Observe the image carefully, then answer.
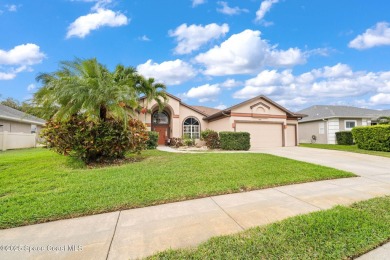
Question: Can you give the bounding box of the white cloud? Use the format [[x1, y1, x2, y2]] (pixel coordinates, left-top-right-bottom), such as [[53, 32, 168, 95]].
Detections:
[[233, 85, 277, 99], [66, 8, 129, 38], [184, 84, 221, 102], [139, 35, 150, 41], [0, 43, 45, 65], [233, 64, 389, 106], [195, 29, 306, 76], [27, 84, 36, 91], [0, 44, 45, 80], [169, 23, 229, 54], [137, 59, 197, 85], [221, 78, 243, 88], [217, 1, 248, 15], [192, 0, 206, 7], [255, 0, 279, 22], [214, 104, 227, 110], [349, 22, 390, 50], [0, 72, 16, 80], [369, 93, 390, 105], [6, 4, 18, 12]]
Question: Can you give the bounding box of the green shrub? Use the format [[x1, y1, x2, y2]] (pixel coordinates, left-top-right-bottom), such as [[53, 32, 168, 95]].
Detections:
[[335, 131, 354, 145], [146, 131, 159, 149], [219, 131, 250, 150], [182, 134, 195, 146], [41, 116, 148, 163], [351, 125, 390, 152], [201, 129, 220, 149]]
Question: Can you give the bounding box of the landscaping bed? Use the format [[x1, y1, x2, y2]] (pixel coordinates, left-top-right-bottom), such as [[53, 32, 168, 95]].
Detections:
[[148, 196, 390, 259], [0, 148, 354, 229]]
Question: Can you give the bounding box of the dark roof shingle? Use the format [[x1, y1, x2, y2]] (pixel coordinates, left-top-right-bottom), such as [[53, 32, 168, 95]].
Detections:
[[0, 104, 46, 125], [298, 105, 390, 122]]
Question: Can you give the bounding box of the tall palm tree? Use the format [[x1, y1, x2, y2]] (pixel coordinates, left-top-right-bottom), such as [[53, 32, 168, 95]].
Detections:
[[34, 58, 140, 122], [136, 76, 168, 122]]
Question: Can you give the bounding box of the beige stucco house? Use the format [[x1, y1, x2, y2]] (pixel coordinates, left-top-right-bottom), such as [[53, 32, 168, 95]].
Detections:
[[297, 105, 390, 144], [138, 93, 304, 148]]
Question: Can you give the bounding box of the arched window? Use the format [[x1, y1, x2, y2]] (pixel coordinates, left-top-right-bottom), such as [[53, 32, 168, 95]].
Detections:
[[152, 111, 169, 124], [183, 117, 200, 139]]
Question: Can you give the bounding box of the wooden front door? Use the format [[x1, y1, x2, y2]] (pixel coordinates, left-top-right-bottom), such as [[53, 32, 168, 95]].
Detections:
[[154, 126, 168, 145]]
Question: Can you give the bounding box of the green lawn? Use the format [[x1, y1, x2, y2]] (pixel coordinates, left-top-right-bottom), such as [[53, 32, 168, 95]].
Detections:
[[149, 196, 390, 260], [300, 143, 390, 158], [0, 148, 354, 229]]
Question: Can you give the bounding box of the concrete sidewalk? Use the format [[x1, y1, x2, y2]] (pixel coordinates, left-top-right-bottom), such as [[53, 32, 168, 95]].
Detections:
[[0, 147, 389, 259]]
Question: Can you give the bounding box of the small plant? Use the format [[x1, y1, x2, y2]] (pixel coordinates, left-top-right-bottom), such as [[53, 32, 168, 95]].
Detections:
[[335, 131, 354, 145], [201, 129, 220, 149], [182, 134, 195, 146], [170, 137, 183, 147], [146, 131, 159, 149]]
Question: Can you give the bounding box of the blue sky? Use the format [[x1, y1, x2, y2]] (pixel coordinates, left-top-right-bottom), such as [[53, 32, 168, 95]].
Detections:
[[1, 0, 390, 111]]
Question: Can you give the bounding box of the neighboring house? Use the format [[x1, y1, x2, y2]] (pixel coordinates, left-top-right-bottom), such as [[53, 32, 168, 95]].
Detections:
[[138, 92, 305, 148], [297, 105, 390, 144], [0, 104, 45, 134]]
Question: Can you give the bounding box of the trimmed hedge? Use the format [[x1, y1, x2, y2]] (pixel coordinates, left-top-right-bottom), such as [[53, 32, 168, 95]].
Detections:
[[219, 131, 250, 151], [146, 131, 159, 149], [351, 125, 390, 152], [335, 131, 354, 145]]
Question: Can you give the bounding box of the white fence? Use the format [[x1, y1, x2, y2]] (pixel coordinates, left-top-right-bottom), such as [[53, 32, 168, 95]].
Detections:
[[0, 131, 37, 151]]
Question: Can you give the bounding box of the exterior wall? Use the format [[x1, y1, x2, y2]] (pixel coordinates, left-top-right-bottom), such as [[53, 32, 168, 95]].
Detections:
[[179, 105, 208, 136], [338, 118, 362, 131], [139, 97, 208, 139], [0, 119, 32, 133], [298, 120, 328, 144], [208, 117, 232, 132], [232, 98, 286, 116], [327, 118, 340, 144], [0, 131, 36, 151]]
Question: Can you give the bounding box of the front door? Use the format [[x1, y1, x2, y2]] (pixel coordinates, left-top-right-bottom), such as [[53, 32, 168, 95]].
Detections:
[[154, 126, 168, 145]]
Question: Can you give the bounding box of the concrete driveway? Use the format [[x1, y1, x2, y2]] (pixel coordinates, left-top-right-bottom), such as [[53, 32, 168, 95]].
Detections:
[[0, 147, 389, 260], [254, 146, 390, 181]]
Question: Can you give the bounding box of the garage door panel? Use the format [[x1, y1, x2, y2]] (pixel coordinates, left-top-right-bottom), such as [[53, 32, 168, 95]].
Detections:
[[286, 125, 297, 146], [236, 123, 283, 148]]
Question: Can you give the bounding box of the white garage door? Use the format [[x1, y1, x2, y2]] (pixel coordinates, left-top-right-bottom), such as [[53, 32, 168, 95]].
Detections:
[[236, 122, 283, 148], [286, 124, 297, 146]]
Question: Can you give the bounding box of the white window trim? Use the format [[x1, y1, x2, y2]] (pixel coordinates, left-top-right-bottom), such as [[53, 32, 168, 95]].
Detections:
[[345, 120, 357, 130]]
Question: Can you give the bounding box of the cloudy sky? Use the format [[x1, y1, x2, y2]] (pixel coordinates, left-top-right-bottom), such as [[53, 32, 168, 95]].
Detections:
[[1, 0, 390, 111]]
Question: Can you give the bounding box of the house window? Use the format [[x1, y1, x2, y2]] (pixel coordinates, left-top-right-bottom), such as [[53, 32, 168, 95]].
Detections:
[[318, 122, 325, 134], [345, 120, 356, 130], [152, 111, 169, 125], [183, 117, 200, 139], [31, 124, 37, 133]]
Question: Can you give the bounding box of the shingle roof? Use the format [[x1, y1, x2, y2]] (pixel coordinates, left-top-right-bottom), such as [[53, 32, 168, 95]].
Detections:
[[298, 105, 390, 122], [190, 106, 221, 116], [0, 104, 46, 125]]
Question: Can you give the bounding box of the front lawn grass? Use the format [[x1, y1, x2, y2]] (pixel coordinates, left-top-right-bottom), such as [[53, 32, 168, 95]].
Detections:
[[300, 143, 390, 158], [0, 148, 354, 229], [149, 196, 390, 259]]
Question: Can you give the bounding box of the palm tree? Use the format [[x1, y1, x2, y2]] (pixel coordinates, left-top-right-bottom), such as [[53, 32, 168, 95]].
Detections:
[[136, 76, 168, 123], [35, 58, 140, 122]]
